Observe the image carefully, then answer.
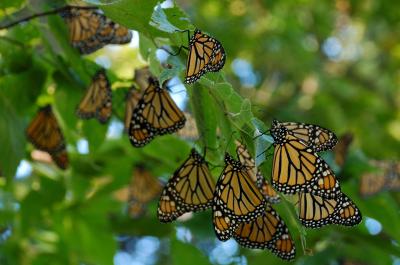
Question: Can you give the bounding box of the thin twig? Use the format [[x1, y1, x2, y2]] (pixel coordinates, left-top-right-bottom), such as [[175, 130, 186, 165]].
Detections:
[[0, 5, 97, 30]]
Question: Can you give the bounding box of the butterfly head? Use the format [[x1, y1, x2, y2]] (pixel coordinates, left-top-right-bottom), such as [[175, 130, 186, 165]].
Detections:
[[271, 119, 288, 144]]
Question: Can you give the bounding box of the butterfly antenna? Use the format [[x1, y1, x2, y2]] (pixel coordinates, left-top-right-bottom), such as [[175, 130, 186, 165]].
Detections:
[[256, 143, 274, 159]]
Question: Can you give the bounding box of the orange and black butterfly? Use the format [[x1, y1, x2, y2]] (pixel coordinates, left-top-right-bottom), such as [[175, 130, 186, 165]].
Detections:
[[128, 77, 186, 147], [128, 166, 163, 218], [270, 120, 340, 198], [60, 6, 132, 54], [298, 191, 362, 228], [235, 141, 280, 204], [334, 133, 354, 167], [76, 69, 112, 123], [233, 204, 296, 260], [26, 105, 69, 170], [212, 153, 266, 241], [184, 29, 226, 84], [124, 86, 142, 133], [359, 160, 400, 197], [158, 149, 215, 222]]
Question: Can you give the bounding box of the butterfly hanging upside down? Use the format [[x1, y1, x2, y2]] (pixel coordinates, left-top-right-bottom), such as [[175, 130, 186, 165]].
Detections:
[[157, 148, 215, 222], [76, 68, 112, 123], [26, 105, 69, 170], [60, 6, 132, 54], [270, 119, 340, 198], [128, 77, 186, 147]]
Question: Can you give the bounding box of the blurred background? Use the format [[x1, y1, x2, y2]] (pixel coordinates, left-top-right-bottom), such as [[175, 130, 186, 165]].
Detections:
[[0, 0, 399, 264]]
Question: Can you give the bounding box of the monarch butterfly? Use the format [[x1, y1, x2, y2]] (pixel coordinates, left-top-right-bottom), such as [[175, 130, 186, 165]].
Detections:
[[184, 29, 226, 84], [175, 113, 199, 141], [271, 130, 340, 198], [271, 119, 338, 152], [128, 77, 186, 147], [235, 141, 280, 203], [124, 86, 142, 133], [359, 160, 400, 197], [212, 153, 266, 241], [333, 133, 353, 167], [26, 105, 69, 170], [233, 205, 296, 261], [76, 69, 112, 123], [158, 149, 215, 222], [60, 7, 132, 54], [128, 166, 163, 218], [298, 191, 362, 228]]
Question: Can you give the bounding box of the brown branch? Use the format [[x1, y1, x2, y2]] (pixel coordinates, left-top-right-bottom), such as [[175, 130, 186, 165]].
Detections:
[[0, 5, 97, 30]]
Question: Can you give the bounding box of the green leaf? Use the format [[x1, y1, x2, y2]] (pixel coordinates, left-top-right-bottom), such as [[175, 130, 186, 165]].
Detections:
[[100, 0, 158, 36], [0, 97, 26, 179]]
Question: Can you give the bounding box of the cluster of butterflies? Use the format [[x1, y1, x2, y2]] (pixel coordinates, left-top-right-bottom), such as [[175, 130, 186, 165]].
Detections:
[[23, 5, 364, 261], [125, 120, 360, 260]]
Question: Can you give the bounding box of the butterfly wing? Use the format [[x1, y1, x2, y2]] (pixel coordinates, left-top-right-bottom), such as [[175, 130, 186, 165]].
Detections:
[[128, 166, 163, 218], [272, 136, 340, 198], [233, 205, 295, 260], [359, 172, 386, 197], [185, 29, 225, 84], [26, 105, 66, 153], [212, 201, 239, 241], [175, 112, 199, 140], [76, 69, 112, 123], [124, 87, 142, 133], [157, 149, 215, 222], [272, 119, 338, 152]]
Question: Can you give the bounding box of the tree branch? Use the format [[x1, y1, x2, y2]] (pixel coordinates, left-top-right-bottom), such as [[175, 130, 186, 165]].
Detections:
[[0, 5, 97, 30]]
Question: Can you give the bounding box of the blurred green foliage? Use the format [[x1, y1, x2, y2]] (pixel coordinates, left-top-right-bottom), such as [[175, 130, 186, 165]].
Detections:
[[0, 0, 399, 265]]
